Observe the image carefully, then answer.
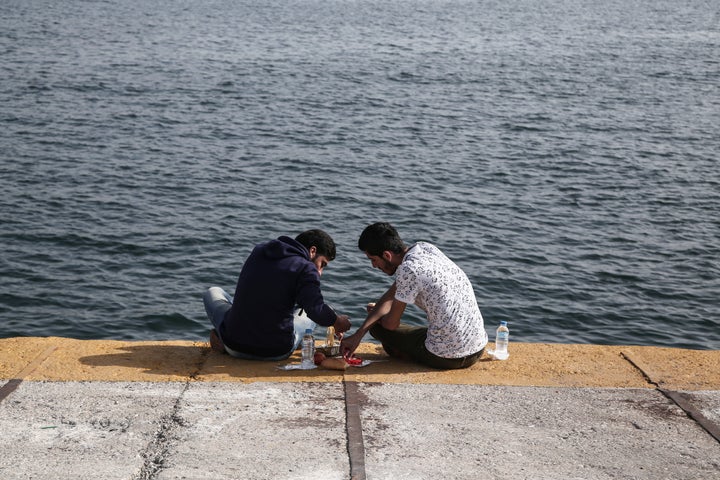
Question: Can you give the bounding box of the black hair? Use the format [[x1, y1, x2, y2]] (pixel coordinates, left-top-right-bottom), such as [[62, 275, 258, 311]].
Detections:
[[358, 222, 406, 256], [295, 229, 336, 261]]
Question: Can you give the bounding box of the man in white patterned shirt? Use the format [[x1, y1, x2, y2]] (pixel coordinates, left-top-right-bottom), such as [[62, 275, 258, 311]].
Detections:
[[341, 222, 488, 369]]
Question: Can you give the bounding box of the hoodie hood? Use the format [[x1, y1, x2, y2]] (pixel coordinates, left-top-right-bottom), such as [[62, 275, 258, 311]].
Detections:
[[262, 236, 310, 261]]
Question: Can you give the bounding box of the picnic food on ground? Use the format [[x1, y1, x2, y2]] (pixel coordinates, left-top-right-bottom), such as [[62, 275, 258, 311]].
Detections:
[[320, 357, 348, 370], [314, 352, 326, 365], [345, 356, 363, 366]]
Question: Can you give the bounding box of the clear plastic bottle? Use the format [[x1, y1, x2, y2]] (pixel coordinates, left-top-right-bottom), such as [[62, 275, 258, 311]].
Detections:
[[494, 321, 509, 360], [301, 328, 316, 369]]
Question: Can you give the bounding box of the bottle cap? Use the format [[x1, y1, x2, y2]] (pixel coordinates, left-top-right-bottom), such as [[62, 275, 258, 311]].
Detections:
[[500, 321, 508, 326], [305, 328, 313, 334]]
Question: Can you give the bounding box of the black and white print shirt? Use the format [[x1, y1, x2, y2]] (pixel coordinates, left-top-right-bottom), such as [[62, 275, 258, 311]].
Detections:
[[395, 242, 488, 358]]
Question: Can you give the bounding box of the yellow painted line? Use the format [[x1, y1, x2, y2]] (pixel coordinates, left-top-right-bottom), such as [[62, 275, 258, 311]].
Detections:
[[1, 337, 718, 390], [10, 345, 57, 378], [621, 346, 720, 391], [0, 337, 58, 378], [345, 343, 652, 388]]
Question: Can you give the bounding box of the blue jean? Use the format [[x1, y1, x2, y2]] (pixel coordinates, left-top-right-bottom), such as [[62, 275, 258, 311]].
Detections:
[[202, 286, 316, 360]]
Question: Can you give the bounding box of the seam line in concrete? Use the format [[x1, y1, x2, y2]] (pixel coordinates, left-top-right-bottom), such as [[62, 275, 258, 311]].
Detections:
[[660, 389, 720, 444], [133, 380, 191, 480], [132, 348, 209, 480], [344, 380, 367, 480], [0, 345, 57, 404], [620, 351, 656, 387], [622, 351, 720, 445]]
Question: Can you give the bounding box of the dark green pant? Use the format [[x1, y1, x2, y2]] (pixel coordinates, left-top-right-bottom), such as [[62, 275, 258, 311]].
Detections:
[[370, 323, 484, 370]]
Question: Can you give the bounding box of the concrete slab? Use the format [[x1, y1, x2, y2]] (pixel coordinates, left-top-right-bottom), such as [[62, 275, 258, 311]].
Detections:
[[661, 389, 720, 443], [689, 390, 720, 426], [1, 338, 719, 480], [0, 380, 185, 480], [158, 382, 349, 480], [358, 383, 720, 480]]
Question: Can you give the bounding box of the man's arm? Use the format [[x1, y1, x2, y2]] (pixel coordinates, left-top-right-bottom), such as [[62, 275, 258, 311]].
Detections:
[[333, 314, 351, 333], [341, 282, 406, 357], [295, 266, 340, 327]]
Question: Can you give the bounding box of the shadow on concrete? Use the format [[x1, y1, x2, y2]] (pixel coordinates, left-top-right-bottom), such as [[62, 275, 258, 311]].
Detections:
[[77, 343, 443, 381], [78, 344, 209, 379], [201, 346, 441, 380]]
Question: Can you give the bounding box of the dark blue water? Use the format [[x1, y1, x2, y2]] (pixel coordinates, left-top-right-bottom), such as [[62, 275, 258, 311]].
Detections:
[[1, 0, 718, 349]]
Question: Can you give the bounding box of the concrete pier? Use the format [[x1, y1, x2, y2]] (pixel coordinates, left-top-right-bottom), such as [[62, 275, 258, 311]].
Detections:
[[1, 337, 718, 479]]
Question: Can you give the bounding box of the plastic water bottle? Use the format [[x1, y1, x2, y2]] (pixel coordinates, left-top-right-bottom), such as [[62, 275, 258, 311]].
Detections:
[[494, 321, 509, 360], [301, 328, 315, 369]]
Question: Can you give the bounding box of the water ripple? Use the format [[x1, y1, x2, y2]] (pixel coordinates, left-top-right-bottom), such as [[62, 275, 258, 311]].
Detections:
[[1, 0, 718, 348]]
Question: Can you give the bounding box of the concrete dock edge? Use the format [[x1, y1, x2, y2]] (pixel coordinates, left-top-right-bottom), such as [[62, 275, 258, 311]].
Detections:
[[1, 337, 718, 479]]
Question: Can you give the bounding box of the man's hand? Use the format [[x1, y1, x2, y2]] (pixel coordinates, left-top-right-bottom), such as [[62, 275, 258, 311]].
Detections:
[[341, 331, 364, 358], [333, 314, 351, 334]]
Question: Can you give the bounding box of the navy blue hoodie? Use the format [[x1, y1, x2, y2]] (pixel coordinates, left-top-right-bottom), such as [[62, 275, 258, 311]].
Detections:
[[220, 236, 337, 357]]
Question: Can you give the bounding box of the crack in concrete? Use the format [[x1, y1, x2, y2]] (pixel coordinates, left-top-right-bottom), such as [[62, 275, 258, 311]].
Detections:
[[132, 347, 210, 479], [132, 381, 190, 480]]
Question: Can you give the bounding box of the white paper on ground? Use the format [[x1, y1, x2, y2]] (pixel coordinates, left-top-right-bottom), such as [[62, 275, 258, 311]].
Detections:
[[486, 349, 509, 360], [276, 363, 317, 371], [277, 359, 383, 370]]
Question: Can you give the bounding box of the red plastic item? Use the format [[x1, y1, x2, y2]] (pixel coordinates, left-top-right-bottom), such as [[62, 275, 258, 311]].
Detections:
[[345, 356, 363, 366]]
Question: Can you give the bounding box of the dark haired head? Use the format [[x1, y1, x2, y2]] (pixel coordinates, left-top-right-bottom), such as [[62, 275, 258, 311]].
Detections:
[[358, 222, 406, 256], [295, 229, 336, 261]]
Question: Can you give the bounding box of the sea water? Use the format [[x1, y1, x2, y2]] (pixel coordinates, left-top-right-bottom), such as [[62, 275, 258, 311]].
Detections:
[[1, 0, 718, 349]]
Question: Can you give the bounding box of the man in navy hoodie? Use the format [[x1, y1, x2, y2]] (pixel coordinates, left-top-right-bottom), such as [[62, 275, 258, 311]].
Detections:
[[203, 229, 351, 360]]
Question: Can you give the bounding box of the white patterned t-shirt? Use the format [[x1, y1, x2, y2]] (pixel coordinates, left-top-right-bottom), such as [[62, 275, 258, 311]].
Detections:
[[394, 242, 488, 358]]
